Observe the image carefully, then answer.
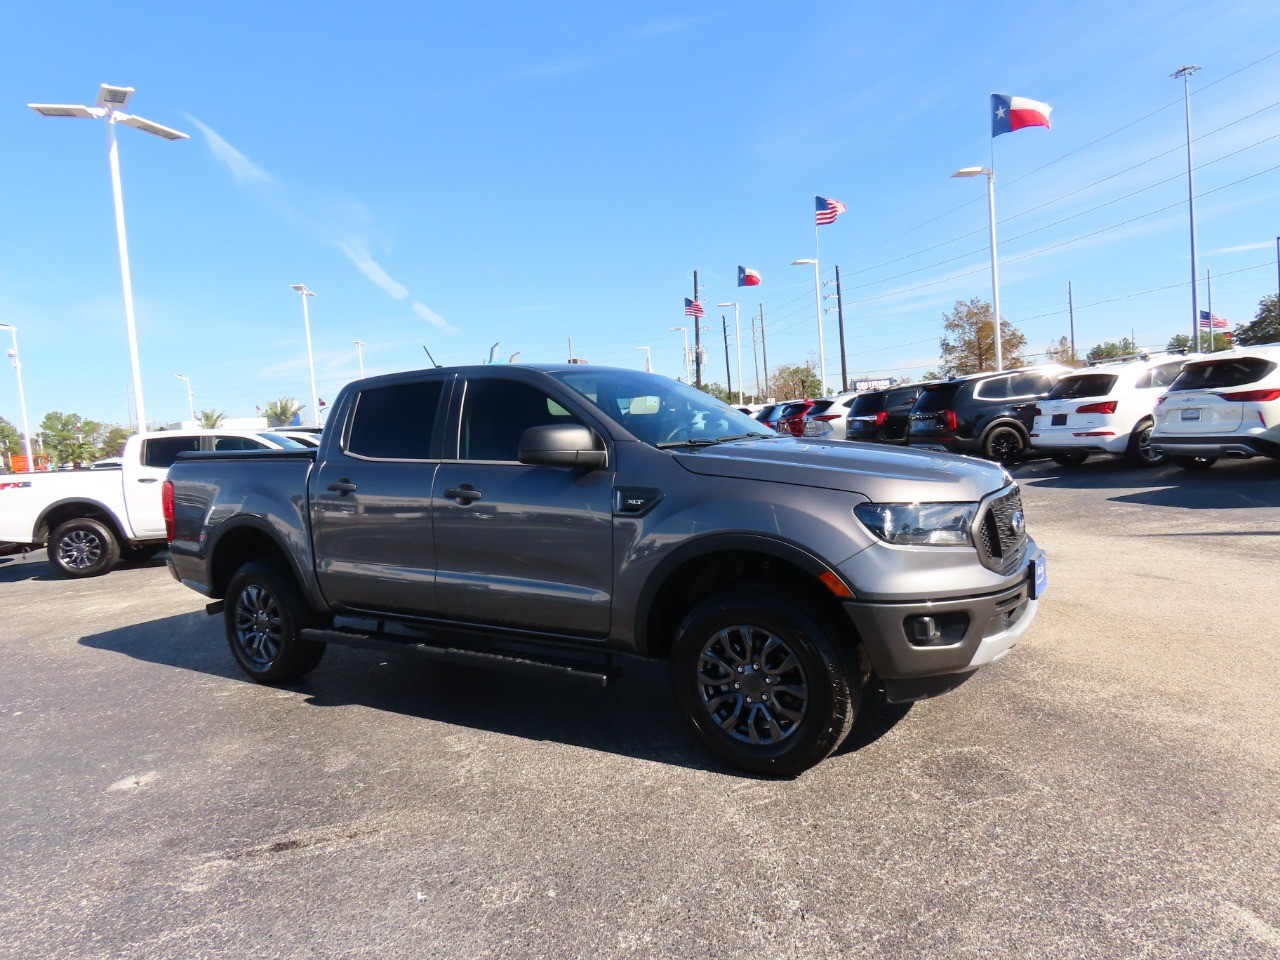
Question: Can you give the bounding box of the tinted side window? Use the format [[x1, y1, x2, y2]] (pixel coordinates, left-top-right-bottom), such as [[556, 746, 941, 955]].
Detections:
[[1047, 374, 1117, 399], [459, 380, 579, 462], [1007, 373, 1052, 397], [1149, 362, 1186, 388], [849, 392, 887, 415], [913, 382, 962, 413], [346, 381, 443, 459], [143, 436, 200, 468], [214, 435, 268, 451], [976, 376, 1011, 400], [885, 387, 921, 410]]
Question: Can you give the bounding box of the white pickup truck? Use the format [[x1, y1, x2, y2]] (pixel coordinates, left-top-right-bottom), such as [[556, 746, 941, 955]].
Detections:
[[0, 429, 307, 578]]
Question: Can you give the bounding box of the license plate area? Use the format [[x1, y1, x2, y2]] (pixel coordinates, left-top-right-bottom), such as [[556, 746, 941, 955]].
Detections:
[[1029, 554, 1048, 599], [1051, 414, 1068, 426], [1181, 408, 1201, 421]]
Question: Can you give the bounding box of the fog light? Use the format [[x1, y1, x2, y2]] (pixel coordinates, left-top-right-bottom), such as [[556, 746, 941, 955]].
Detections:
[[906, 616, 941, 644]]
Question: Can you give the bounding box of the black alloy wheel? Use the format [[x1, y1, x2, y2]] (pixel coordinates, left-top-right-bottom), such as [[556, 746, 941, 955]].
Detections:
[[670, 587, 858, 776], [983, 425, 1027, 464], [225, 561, 326, 683]]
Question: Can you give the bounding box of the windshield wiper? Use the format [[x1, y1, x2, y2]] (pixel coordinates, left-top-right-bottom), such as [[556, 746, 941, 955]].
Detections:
[[656, 432, 774, 449]]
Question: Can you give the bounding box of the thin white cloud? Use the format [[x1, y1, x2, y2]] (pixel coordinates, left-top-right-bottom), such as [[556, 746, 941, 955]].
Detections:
[[413, 301, 450, 330], [341, 240, 408, 300], [186, 116, 273, 185], [1203, 240, 1276, 255]]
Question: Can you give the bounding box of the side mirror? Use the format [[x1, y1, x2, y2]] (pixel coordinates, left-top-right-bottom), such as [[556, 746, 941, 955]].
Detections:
[[518, 424, 607, 469]]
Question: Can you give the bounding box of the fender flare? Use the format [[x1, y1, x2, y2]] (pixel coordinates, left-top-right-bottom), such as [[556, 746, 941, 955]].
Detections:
[[204, 513, 327, 610], [631, 532, 849, 656], [33, 497, 124, 545]]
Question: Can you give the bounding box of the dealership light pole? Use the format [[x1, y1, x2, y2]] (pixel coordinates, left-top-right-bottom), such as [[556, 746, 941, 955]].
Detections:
[[29, 84, 189, 431], [951, 166, 1004, 372], [353, 339, 366, 378], [635, 345, 653, 372], [1172, 65, 1202, 352], [290, 284, 320, 426], [669, 326, 690, 382], [174, 373, 195, 422], [0, 323, 33, 471], [790, 260, 828, 394]]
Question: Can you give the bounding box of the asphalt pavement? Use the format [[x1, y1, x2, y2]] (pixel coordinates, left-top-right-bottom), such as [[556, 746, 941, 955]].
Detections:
[[1, 455, 1277, 960]]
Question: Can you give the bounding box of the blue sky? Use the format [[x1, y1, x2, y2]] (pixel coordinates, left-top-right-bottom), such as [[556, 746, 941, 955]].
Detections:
[[1, 0, 1279, 429]]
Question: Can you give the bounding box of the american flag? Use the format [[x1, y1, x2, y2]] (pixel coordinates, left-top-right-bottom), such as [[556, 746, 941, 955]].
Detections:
[[1199, 310, 1228, 329], [815, 196, 847, 225], [684, 297, 704, 318]]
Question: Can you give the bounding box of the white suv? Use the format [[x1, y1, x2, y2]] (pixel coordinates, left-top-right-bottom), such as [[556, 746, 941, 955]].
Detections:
[[802, 390, 862, 439], [1030, 352, 1197, 467], [1150, 344, 1280, 469]]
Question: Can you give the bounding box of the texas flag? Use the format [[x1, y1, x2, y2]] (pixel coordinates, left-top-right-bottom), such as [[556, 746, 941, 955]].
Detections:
[[738, 265, 762, 287], [991, 94, 1053, 137]]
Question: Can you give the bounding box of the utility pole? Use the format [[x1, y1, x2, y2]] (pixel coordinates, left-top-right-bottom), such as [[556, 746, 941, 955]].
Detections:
[[693, 270, 703, 390], [834, 266, 848, 392], [1173, 64, 1202, 352], [751, 315, 761, 400], [1068, 280, 1076, 362], [721, 315, 733, 398], [759, 303, 769, 397], [1206, 268, 1214, 350]]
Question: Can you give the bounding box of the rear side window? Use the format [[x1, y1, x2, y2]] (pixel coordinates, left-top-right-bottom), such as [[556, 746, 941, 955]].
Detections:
[[974, 376, 1012, 400], [1047, 374, 1117, 400], [1169, 357, 1277, 391], [912, 382, 961, 413], [885, 386, 922, 410], [346, 381, 443, 459], [143, 435, 200, 468], [1008, 373, 1054, 397], [1135, 362, 1186, 389], [849, 392, 887, 415], [807, 400, 835, 416], [214, 435, 269, 451]]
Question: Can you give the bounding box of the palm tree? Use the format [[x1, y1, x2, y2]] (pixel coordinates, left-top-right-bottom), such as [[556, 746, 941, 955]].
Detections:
[[263, 397, 303, 428], [197, 409, 226, 428]]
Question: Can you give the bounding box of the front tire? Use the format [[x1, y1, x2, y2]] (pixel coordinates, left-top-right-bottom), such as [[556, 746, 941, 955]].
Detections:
[[1126, 420, 1164, 467], [47, 517, 120, 578], [224, 561, 326, 683], [670, 587, 859, 776], [983, 425, 1027, 464]]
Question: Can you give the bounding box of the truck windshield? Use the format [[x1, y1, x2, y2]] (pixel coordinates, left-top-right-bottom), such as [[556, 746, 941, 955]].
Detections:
[[552, 369, 768, 448]]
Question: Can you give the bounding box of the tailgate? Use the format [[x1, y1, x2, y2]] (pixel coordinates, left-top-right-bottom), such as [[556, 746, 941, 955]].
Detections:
[[1158, 394, 1243, 434]]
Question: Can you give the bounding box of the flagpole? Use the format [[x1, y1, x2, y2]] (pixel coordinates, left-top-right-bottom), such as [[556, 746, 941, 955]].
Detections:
[[814, 218, 828, 395], [1206, 268, 1213, 349]]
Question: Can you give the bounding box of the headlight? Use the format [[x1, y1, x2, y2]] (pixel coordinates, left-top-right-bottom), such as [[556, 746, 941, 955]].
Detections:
[[854, 502, 977, 546]]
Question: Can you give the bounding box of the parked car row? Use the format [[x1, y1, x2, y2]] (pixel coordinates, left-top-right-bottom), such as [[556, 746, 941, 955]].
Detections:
[[753, 343, 1280, 470]]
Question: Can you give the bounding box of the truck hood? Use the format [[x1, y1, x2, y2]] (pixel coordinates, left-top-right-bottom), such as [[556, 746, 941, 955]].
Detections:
[[672, 437, 1009, 502]]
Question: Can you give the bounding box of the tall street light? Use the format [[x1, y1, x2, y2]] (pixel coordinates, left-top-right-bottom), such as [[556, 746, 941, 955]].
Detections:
[[790, 260, 828, 394], [716, 302, 744, 404], [353, 339, 366, 379], [669, 326, 690, 382], [952, 166, 1004, 372], [1172, 65, 1202, 352], [0, 323, 34, 472], [29, 84, 189, 431], [290, 284, 320, 426], [174, 373, 195, 422], [635, 345, 653, 373]]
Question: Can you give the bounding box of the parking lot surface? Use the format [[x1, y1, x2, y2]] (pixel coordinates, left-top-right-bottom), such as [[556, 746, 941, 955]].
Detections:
[[1, 457, 1278, 960]]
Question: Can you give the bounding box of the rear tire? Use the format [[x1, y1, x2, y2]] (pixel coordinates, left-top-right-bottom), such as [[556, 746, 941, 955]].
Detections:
[[224, 561, 326, 683], [670, 587, 859, 776], [1050, 451, 1089, 466], [983, 425, 1027, 464], [47, 517, 120, 578], [1126, 420, 1164, 467], [1170, 455, 1216, 470]]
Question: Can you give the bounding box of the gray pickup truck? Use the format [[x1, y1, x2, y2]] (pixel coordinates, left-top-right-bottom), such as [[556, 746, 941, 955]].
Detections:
[[165, 364, 1046, 775]]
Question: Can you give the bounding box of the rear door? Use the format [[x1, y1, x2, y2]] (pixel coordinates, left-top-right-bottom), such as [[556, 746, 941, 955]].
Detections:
[[311, 375, 450, 615], [431, 373, 614, 638], [123, 434, 201, 538]]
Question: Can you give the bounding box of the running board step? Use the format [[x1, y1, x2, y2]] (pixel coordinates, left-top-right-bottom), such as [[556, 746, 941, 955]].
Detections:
[[299, 626, 613, 688]]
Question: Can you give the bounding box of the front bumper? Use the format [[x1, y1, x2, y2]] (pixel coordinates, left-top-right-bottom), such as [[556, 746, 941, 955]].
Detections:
[[842, 547, 1043, 702]]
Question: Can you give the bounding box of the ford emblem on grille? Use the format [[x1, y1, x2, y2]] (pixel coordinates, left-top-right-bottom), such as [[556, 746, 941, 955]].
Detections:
[[1011, 510, 1025, 537]]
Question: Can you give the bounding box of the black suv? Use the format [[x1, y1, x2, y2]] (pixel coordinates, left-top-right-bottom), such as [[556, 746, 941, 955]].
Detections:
[[905, 366, 1069, 462], [845, 382, 928, 444]]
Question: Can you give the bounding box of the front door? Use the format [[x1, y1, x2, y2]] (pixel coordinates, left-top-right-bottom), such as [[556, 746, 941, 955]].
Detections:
[[431, 376, 614, 638]]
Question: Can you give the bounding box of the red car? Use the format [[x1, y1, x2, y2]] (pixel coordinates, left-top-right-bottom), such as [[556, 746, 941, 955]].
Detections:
[[775, 399, 815, 437]]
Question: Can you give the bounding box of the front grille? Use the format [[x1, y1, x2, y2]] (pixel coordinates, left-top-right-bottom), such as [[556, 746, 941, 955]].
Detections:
[[976, 485, 1026, 572]]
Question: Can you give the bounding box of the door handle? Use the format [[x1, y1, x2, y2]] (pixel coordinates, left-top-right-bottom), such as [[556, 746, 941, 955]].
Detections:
[[327, 479, 358, 495], [443, 484, 483, 504], [137, 477, 159, 484]]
